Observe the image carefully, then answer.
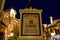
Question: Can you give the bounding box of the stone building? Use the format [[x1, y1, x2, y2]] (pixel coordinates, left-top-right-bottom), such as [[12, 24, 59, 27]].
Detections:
[[0, 8, 19, 40], [0, 21, 7, 40], [47, 19, 60, 40]]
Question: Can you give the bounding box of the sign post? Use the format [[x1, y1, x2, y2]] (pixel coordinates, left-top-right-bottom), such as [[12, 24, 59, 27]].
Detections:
[[19, 7, 44, 40]]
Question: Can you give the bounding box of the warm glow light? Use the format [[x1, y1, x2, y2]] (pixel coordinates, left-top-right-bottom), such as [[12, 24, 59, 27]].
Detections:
[[10, 8, 16, 18], [51, 32, 55, 36], [43, 24, 47, 28], [8, 32, 14, 37], [10, 32, 14, 36]]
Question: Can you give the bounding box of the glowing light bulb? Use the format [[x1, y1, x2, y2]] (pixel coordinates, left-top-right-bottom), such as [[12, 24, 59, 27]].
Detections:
[[10, 8, 16, 18]]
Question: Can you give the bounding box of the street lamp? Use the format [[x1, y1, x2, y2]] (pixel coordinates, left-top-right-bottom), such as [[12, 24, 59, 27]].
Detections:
[[8, 32, 14, 37], [51, 32, 55, 36]]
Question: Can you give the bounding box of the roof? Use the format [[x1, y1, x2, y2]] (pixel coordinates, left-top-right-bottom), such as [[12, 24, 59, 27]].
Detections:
[[4, 7, 15, 12], [48, 19, 60, 28]]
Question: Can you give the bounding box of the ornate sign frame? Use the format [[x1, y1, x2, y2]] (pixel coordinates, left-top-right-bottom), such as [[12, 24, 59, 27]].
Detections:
[[19, 7, 43, 37]]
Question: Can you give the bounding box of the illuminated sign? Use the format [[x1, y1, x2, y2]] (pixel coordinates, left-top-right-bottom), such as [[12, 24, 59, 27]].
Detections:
[[21, 13, 41, 36]]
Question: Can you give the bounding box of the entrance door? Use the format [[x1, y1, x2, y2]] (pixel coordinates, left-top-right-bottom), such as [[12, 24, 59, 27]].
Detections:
[[0, 32, 4, 40]]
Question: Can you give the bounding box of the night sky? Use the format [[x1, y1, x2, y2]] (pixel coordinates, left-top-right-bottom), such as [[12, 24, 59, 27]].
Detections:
[[4, 0, 60, 24]]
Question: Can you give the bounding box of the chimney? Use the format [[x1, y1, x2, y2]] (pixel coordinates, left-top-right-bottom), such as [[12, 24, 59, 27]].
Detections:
[[49, 16, 53, 24]]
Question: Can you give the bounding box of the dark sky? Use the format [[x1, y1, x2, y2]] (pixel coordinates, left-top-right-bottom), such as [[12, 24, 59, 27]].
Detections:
[[4, 0, 60, 24]]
